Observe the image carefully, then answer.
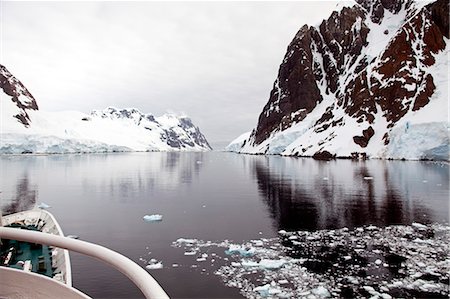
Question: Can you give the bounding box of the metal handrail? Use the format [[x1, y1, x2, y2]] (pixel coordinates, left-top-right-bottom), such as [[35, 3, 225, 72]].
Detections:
[[0, 227, 170, 299]]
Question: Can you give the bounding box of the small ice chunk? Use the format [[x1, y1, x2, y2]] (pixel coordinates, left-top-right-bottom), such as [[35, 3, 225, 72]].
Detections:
[[241, 260, 259, 267], [278, 279, 289, 284], [231, 262, 241, 267], [363, 176, 373, 180], [375, 259, 382, 265], [196, 257, 206, 262], [175, 238, 197, 244], [253, 284, 281, 297], [146, 262, 163, 270], [311, 286, 331, 297], [412, 223, 427, 230], [201, 253, 208, 259], [143, 214, 163, 222], [37, 202, 51, 209], [278, 230, 287, 235], [259, 259, 286, 269], [380, 294, 392, 299], [184, 251, 197, 256], [225, 245, 255, 257], [363, 286, 376, 294], [417, 262, 426, 268], [172, 264, 179, 267], [251, 240, 264, 246]]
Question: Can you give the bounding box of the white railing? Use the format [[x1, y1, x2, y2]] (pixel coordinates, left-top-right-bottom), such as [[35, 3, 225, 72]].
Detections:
[[0, 227, 170, 299]]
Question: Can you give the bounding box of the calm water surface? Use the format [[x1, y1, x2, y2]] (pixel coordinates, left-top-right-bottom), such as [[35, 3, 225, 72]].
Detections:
[[1, 152, 448, 298]]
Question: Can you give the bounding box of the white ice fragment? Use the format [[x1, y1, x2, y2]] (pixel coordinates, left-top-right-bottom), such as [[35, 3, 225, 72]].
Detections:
[[259, 259, 287, 269], [143, 214, 163, 222], [37, 202, 51, 209], [201, 253, 208, 259], [146, 262, 163, 270], [231, 262, 241, 267], [311, 286, 331, 297], [412, 223, 427, 230], [375, 259, 382, 265], [175, 238, 197, 244], [172, 264, 179, 267], [184, 251, 197, 256], [196, 258, 206, 262], [251, 240, 264, 247], [278, 230, 287, 235], [363, 176, 373, 180], [278, 279, 289, 284], [380, 294, 392, 299], [417, 262, 426, 268], [253, 284, 282, 297], [241, 260, 259, 267], [225, 245, 255, 257], [363, 286, 376, 294]]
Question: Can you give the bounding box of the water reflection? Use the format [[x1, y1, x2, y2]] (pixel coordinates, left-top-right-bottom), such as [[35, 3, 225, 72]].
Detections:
[[1, 173, 37, 214], [252, 158, 448, 231]]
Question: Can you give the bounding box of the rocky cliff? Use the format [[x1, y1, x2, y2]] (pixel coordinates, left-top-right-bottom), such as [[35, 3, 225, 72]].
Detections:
[[228, 0, 449, 160]]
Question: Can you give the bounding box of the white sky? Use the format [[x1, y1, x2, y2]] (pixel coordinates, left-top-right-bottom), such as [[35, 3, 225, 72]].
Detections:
[[1, 1, 344, 143]]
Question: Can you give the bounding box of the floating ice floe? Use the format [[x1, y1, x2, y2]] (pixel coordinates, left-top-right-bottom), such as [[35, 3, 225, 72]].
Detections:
[[37, 202, 51, 209], [363, 176, 374, 180], [143, 214, 163, 222]]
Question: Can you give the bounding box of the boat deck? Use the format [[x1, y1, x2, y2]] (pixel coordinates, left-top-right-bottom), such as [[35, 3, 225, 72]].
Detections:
[[0, 223, 54, 278]]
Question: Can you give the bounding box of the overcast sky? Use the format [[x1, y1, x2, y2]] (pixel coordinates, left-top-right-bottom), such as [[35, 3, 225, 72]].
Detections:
[[2, 1, 343, 144]]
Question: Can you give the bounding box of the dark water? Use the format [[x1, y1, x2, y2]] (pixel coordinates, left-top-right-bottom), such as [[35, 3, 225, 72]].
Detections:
[[0, 152, 448, 298]]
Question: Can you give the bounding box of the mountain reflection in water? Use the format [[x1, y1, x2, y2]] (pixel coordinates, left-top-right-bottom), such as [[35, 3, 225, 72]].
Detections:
[[252, 157, 448, 231]]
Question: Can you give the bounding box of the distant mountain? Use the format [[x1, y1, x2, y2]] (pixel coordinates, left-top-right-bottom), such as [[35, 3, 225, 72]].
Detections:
[[0, 65, 211, 154], [227, 0, 449, 161]]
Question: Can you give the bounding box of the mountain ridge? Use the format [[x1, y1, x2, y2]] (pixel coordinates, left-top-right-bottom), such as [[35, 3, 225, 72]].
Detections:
[[228, 0, 449, 161], [0, 65, 211, 154]]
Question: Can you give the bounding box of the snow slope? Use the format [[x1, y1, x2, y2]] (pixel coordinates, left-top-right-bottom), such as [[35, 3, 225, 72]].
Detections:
[[1, 66, 211, 154]]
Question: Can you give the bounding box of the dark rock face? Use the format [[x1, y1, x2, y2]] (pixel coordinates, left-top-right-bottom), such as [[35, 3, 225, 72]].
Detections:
[[312, 150, 335, 161], [250, 0, 448, 156], [353, 126, 375, 148], [0, 64, 38, 127]]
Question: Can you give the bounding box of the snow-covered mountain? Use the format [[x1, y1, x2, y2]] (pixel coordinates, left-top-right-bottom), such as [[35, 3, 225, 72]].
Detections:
[[1, 65, 211, 154], [227, 0, 449, 161]]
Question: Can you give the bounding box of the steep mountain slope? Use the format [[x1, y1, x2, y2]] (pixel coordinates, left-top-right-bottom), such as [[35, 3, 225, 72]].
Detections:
[[228, 0, 449, 160], [1, 65, 211, 154]]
